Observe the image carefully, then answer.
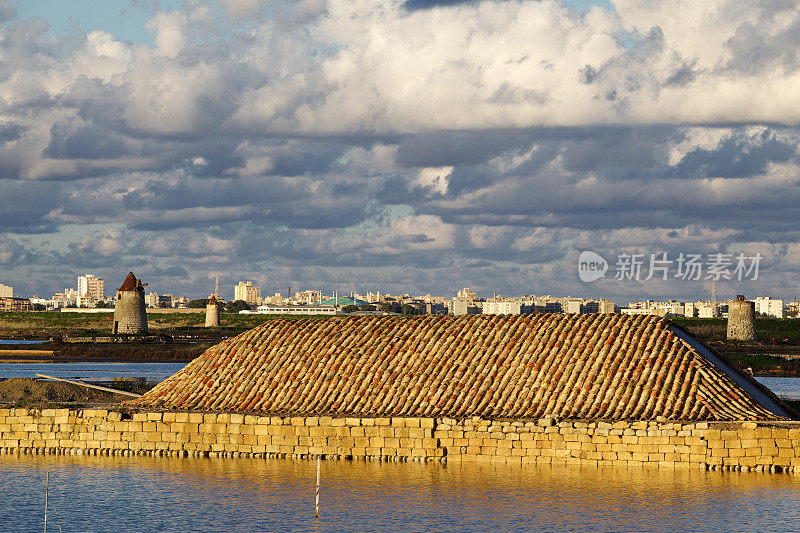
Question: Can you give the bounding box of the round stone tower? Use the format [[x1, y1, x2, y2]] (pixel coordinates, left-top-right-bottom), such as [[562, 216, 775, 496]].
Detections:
[[727, 295, 756, 341], [205, 295, 220, 327], [112, 272, 148, 335]]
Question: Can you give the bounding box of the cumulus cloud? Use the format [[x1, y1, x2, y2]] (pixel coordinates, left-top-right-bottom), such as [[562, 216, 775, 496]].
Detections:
[[218, 0, 266, 20], [2, 0, 800, 301]]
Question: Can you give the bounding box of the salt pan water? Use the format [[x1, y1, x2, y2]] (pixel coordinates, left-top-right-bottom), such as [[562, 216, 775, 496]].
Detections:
[[2, 454, 800, 532]]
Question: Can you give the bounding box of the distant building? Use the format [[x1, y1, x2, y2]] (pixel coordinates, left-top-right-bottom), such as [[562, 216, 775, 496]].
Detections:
[[249, 304, 340, 315], [457, 288, 477, 299], [234, 281, 261, 305], [144, 292, 160, 308], [425, 302, 447, 315], [622, 307, 666, 317], [447, 288, 484, 315], [0, 297, 31, 312], [448, 299, 482, 316], [482, 300, 534, 315], [0, 284, 12, 298], [544, 301, 562, 313], [564, 299, 583, 314], [50, 289, 78, 309], [597, 299, 617, 314], [316, 295, 368, 307], [625, 300, 686, 317], [78, 274, 104, 304], [696, 302, 718, 318], [295, 290, 322, 305], [754, 297, 784, 318]]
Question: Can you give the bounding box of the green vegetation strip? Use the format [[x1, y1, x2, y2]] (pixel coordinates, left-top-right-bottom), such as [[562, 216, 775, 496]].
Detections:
[[672, 317, 800, 375]]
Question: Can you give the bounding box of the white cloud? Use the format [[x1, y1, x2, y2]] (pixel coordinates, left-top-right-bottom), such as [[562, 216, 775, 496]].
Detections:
[[218, 0, 265, 20], [146, 11, 188, 58], [3, 0, 800, 300]]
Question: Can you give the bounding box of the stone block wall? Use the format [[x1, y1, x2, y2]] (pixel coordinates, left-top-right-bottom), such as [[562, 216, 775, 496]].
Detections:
[[1, 408, 800, 473]]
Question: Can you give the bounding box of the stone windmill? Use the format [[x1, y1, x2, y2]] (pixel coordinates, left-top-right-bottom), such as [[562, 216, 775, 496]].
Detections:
[[112, 272, 148, 334]]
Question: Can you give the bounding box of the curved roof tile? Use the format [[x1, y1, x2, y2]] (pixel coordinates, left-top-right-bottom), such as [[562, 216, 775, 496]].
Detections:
[[129, 314, 789, 421]]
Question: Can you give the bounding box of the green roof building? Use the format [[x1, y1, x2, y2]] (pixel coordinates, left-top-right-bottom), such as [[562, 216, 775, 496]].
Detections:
[[316, 296, 369, 307]]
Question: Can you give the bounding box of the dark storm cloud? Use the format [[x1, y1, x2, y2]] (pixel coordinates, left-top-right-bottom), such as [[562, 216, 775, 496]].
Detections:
[[396, 131, 533, 167], [398, 126, 800, 233], [0, 122, 24, 144], [0, 181, 61, 232], [44, 119, 132, 159], [672, 131, 796, 179], [121, 177, 308, 210]]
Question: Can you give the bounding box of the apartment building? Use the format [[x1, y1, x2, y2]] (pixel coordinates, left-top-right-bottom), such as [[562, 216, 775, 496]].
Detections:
[[234, 281, 261, 305], [754, 297, 784, 318]]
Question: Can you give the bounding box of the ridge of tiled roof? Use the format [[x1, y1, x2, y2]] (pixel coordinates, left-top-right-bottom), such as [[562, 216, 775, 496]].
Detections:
[[129, 314, 788, 421]]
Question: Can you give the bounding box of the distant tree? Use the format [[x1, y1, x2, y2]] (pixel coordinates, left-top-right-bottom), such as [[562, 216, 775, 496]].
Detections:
[[95, 300, 109, 308], [188, 298, 209, 309], [224, 300, 250, 313], [359, 304, 376, 312], [342, 304, 359, 313], [380, 303, 396, 313], [32, 303, 46, 312], [401, 304, 420, 315]]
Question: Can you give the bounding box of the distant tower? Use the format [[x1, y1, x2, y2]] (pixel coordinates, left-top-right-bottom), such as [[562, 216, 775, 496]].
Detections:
[[727, 295, 756, 341], [205, 295, 220, 327], [112, 272, 148, 334]]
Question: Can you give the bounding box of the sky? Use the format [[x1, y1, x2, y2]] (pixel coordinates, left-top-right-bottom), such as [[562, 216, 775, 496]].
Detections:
[[2, 0, 800, 303]]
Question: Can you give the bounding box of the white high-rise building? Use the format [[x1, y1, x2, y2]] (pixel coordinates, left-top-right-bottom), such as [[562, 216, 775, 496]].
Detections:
[[78, 275, 104, 301], [754, 297, 784, 318], [234, 281, 261, 305], [0, 284, 12, 298]]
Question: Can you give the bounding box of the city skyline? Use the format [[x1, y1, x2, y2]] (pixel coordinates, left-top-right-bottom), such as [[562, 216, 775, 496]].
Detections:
[[3, 1, 800, 302]]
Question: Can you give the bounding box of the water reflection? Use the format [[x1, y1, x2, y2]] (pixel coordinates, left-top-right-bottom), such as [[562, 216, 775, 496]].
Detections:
[[2, 455, 800, 532]]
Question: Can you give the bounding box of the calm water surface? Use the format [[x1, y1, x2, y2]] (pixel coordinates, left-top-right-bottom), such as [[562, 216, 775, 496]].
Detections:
[[756, 376, 800, 400], [1, 455, 800, 532], [0, 362, 186, 383]]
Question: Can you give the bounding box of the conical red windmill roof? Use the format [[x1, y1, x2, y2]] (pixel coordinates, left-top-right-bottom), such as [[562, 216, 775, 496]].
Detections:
[[118, 272, 143, 292]]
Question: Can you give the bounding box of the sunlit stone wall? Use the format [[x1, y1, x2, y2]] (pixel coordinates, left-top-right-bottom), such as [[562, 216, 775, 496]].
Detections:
[[1, 408, 799, 474]]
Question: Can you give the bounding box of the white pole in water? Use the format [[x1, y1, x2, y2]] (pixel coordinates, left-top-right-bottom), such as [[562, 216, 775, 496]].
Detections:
[[44, 472, 48, 533], [315, 457, 321, 519]]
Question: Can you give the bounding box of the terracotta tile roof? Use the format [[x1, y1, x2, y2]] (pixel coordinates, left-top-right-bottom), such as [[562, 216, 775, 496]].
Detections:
[[129, 314, 789, 421], [118, 272, 143, 292], [208, 295, 217, 305]]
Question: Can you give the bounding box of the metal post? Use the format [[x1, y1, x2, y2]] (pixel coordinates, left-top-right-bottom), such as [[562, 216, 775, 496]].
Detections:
[[44, 472, 48, 533], [315, 457, 320, 519]]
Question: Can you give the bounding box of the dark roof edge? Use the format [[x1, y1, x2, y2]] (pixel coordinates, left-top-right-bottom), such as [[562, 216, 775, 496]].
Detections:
[[668, 324, 797, 420]]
